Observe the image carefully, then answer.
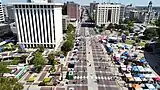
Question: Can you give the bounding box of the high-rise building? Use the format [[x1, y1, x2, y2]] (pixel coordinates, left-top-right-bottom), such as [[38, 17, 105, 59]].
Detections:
[[0, 1, 5, 23], [147, 1, 153, 24], [90, 1, 99, 20], [95, 3, 121, 26], [2, 5, 8, 21], [27, 0, 54, 3], [12, 3, 63, 49], [65, 1, 80, 21], [6, 5, 15, 22]]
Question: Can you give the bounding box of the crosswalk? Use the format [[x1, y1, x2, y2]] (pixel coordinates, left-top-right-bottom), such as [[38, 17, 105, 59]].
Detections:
[[73, 75, 113, 80]]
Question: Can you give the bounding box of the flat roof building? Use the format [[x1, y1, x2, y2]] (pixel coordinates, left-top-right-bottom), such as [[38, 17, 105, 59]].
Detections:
[[11, 3, 63, 50], [95, 3, 122, 26]]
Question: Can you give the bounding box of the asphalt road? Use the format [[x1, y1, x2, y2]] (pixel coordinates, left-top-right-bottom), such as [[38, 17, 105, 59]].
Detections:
[[67, 23, 121, 90]]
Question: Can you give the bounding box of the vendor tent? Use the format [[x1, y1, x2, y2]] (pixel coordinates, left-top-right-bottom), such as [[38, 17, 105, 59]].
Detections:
[[132, 66, 139, 72], [145, 84, 156, 89], [144, 68, 152, 73], [125, 73, 132, 77], [137, 66, 145, 72], [139, 58, 146, 63], [132, 84, 142, 90], [153, 77, 160, 81], [134, 77, 142, 82]]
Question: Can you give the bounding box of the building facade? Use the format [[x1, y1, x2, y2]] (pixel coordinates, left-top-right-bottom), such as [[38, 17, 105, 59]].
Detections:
[[2, 5, 8, 22], [95, 3, 121, 26], [12, 3, 63, 49], [7, 5, 15, 22], [65, 2, 80, 21], [62, 15, 69, 33], [27, 0, 54, 3], [90, 1, 99, 20], [0, 1, 5, 23]]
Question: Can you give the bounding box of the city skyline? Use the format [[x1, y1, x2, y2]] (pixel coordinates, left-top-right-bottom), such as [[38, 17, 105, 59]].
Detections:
[[1, 0, 160, 6]]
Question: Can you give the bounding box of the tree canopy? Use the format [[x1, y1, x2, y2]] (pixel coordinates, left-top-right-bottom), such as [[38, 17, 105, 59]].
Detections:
[[143, 28, 158, 40], [33, 51, 45, 72], [61, 40, 73, 52], [0, 77, 23, 90], [48, 53, 55, 61], [155, 18, 160, 27], [0, 63, 11, 76], [67, 24, 75, 33]]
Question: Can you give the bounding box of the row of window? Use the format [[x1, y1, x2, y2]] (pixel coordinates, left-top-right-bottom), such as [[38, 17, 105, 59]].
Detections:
[[16, 9, 55, 44], [24, 44, 55, 48], [14, 5, 55, 8]]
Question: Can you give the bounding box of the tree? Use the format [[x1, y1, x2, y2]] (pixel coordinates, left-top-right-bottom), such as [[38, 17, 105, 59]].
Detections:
[[38, 45, 44, 52], [12, 57, 19, 65], [127, 20, 134, 33], [134, 32, 139, 36], [48, 53, 55, 65], [143, 28, 158, 40], [0, 78, 23, 90], [155, 17, 160, 27], [48, 53, 55, 61], [106, 23, 114, 30], [124, 31, 129, 36], [54, 51, 64, 57], [19, 55, 28, 63], [33, 51, 45, 72], [61, 40, 73, 55], [67, 24, 74, 33], [0, 63, 11, 76]]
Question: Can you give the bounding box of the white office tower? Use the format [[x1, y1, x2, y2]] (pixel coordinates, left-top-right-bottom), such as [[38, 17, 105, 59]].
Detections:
[[0, 1, 5, 23], [95, 3, 121, 26], [27, 0, 54, 3], [12, 3, 63, 50]]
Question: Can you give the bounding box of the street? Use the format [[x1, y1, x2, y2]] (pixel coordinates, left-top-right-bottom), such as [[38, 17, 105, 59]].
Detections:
[[67, 17, 121, 90]]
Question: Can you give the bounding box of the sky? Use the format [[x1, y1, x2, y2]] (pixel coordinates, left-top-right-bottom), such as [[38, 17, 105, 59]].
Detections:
[[1, 0, 160, 6]]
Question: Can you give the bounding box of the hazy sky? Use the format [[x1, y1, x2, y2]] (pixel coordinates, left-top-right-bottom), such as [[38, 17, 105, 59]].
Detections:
[[2, 0, 160, 6]]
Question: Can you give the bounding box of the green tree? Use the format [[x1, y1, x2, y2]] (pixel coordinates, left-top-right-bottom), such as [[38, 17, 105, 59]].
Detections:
[[155, 18, 160, 27], [48, 53, 55, 61], [33, 51, 45, 72], [124, 31, 129, 36], [54, 51, 64, 57], [0, 63, 11, 76], [48, 53, 55, 65], [38, 45, 44, 52], [127, 20, 134, 33], [0, 78, 23, 90], [134, 32, 139, 36], [106, 23, 114, 30], [19, 55, 28, 63], [67, 24, 74, 33], [61, 40, 73, 55], [12, 57, 19, 65], [143, 28, 158, 40]]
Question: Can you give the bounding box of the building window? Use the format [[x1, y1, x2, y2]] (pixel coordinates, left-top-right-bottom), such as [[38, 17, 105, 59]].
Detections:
[[108, 9, 112, 22]]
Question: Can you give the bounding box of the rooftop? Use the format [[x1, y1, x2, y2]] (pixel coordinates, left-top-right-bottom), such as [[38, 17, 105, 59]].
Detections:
[[9, 3, 63, 6]]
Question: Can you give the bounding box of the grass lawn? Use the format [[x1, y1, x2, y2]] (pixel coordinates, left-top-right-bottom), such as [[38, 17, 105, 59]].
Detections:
[[27, 77, 35, 82], [139, 42, 146, 47], [125, 39, 135, 45], [43, 78, 51, 83]]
